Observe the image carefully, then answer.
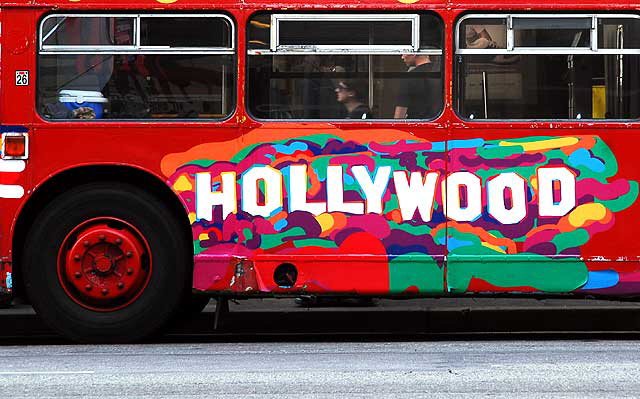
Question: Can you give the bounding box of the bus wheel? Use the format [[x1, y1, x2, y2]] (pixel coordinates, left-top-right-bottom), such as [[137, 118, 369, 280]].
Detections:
[[23, 183, 189, 343]]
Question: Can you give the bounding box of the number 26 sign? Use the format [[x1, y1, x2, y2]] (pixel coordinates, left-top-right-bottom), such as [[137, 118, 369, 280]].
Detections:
[[15, 71, 29, 86]]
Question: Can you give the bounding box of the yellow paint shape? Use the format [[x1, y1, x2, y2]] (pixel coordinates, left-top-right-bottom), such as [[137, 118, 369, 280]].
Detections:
[[567, 203, 607, 227], [188, 212, 196, 224], [398, 0, 420, 3], [199, 233, 209, 241], [499, 137, 579, 152], [173, 175, 193, 192], [156, 0, 178, 4], [315, 213, 334, 233], [481, 241, 506, 254]]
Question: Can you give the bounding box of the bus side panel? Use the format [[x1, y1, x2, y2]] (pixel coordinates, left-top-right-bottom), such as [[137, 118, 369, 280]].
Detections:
[[447, 125, 640, 296], [0, 6, 6, 305], [577, 129, 640, 296], [0, 8, 37, 304], [162, 123, 449, 296]]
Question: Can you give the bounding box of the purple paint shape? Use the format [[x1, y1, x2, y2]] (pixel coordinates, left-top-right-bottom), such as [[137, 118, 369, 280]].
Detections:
[[368, 141, 433, 156], [524, 229, 559, 252]]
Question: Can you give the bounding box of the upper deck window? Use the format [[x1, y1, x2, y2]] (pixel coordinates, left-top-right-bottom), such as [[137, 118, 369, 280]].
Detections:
[[140, 17, 232, 49], [511, 17, 592, 48], [272, 14, 419, 52], [456, 14, 640, 120], [38, 14, 236, 120], [598, 18, 640, 49], [42, 16, 135, 47], [247, 12, 443, 120]]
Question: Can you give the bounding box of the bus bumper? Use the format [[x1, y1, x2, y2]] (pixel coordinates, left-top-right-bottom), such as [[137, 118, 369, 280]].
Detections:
[[0, 261, 12, 307]]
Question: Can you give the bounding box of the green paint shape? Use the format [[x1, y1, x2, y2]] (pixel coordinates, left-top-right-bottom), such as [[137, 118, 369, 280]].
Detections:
[[194, 240, 206, 256], [389, 254, 444, 294], [551, 229, 589, 252], [447, 255, 588, 293], [591, 138, 618, 179], [476, 145, 522, 159], [293, 238, 339, 248], [260, 227, 306, 249], [595, 181, 639, 212]]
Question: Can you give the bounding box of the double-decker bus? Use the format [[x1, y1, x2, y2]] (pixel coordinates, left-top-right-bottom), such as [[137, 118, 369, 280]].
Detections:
[[1, 0, 640, 342]]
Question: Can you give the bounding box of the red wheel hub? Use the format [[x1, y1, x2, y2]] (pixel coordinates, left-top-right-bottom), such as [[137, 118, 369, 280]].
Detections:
[[58, 217, 152, 312]]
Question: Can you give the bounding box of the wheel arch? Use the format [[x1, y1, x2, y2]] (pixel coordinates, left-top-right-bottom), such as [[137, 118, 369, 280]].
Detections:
[[12, 164, 193, 300]]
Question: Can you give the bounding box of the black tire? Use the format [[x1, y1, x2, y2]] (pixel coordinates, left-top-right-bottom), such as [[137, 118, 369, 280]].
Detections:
[[23, 182, 189, 343]]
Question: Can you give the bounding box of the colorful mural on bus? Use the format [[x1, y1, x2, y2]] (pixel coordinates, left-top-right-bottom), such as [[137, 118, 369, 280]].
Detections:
[[162, 131, 638, 296]]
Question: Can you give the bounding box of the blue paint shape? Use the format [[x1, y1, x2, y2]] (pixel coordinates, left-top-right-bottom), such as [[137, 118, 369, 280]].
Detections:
[[344, 174, 355, 185], [568, 148, 606, 173], [274, 219, 288, 231], [582, 270, 619, 290], [430, 141, 446, 152], [387, 244, 430, 256], [449, 138, 485, 150], [447, 236, 475, 251], [274, 142, 308, 155]]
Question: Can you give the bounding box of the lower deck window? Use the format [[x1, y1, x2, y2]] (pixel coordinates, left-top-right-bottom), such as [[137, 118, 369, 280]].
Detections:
[[456, 14, 640, 120], [248, 55, 442, 120], [458, 54, 640, 120], [39, 54, 234, 119], [38, 13, 235, 120]]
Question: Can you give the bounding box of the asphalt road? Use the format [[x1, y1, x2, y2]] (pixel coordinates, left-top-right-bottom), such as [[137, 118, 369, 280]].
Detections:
[[0, 340, 639, 398]]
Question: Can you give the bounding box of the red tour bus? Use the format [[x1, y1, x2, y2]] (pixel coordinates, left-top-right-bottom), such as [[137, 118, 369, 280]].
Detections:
[[1, 0, 640, 342]]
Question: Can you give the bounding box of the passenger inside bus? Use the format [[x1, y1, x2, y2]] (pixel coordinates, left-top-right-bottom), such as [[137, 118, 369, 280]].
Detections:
[[394, 53, 442, 119], [335, 80, 370, 119]]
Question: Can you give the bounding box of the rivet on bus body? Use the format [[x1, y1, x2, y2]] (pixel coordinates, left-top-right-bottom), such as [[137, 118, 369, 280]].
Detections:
[[117, 282, 125, 289], [85, 285, 92, 291], [83, 241, 90, 247], [126, 252, 133, 258], [74, 272, 82, 279], [74, 254, 81, 261], [127, 268, 134, 275], [115, 238, 122, 245], [102, 289, 109, 296], [99, 235, 106, 241]]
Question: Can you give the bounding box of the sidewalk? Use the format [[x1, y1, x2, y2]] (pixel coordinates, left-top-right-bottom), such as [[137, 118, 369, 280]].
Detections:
[[2, 298, 640, 338]]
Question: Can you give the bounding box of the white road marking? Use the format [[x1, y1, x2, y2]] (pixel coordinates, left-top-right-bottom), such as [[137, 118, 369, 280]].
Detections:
[[0, 371, 95, 375]]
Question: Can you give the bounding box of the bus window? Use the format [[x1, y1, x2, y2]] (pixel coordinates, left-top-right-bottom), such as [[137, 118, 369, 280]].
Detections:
[[456, 14, 640, 120], [247, 12, 443, 120], [38, 14, 236, 120], [42, 16, 135, 46]]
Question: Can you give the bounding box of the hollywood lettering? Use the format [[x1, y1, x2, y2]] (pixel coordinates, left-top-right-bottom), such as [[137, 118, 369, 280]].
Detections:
[[194, 165, 576, 225]]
